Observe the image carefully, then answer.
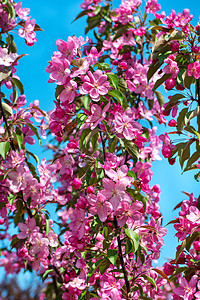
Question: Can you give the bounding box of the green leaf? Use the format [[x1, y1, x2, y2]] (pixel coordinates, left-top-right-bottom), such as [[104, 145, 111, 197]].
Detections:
[[43, 269, 54, 279], [177, 107, 188, 131], [153, 73, 171, 91], [82, 95, 90, 110], [0, 142, 10, 159], [187, 107, 200, 123], [11, 236, 20, 249], [95, 62, 111, 70], [85, 17, 101, 35], [107, 249, 118, 266], [124, 228, 139, 253], [7, 0, 16, 21], [108, 89, 124, 105], [107, 74, 119, 89], [27, 161, 38, 178], [147, 61, 162, 81], [125, 239, 133, 254], [8, 194, 16, 206], [142, 275, 157, 291], [155, 90, 165, 107], [184, 151, 200, 172], [46, 218, 50, 236], [73, 9, 92, 22], [26, 123, 41, 144], [175, 239, 186, 263], [11, 77, 24, 95], [127, 171, 136, 180], [26, 150, 40, 165], [1, 101, 12, 115], [123, 140, 139, 159]]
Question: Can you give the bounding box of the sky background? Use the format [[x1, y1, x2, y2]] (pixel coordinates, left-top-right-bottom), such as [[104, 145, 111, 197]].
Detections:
[[2, 0, 200, 286]]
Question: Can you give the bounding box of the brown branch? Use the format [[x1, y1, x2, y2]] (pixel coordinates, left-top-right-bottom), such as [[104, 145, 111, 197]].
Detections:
[[114, 216, 130, 296]]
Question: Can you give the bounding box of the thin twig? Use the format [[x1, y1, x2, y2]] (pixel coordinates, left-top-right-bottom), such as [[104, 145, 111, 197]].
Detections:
[[114, 216, 130, 296]]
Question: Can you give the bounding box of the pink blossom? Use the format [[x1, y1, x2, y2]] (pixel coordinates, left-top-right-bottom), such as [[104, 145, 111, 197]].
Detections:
[[18, 17, 37, 46], [174, 275, 198, 300], [114, 108, 142, 140], [101, 178, 130, 210], [14, 2, 30, 20], [145, 0, 161, 14], [17, 218, 39, 239], [60, 80, 77, 103], [188, 61, 200, 79], [0, 47, 18, 66], [87, 192, 112, 222], [79, 70, 109, 101], [30, 232, 49, 256], [86, 101, 110, 130]]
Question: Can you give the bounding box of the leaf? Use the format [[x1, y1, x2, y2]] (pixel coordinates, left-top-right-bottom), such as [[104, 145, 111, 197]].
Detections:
[[107, 249, 118, 266], [107, 73, 119, 89], [187, 107, 200, 123], [73, 9, 92, 22], [155, 90, 165, 107], [45, 218, 50, 236], [11, 236, 20, 249], [152, 268, 170, 283], [11, 77, 24, 94], [1, 101, 13, 115], [124, 228, 139, 253], [85, 17, 101, 35], [142, 274, 157, 291], [26, 150, 40, 165], [108, 89, 124, 105], [184, 151, 200, 171], [147, 61, 161, 81], [170, 267, 187, 280], [184, 72, 194, 89], [127, 171, 136, 180], [94, 62, 111, 70], [153, 74, 171, 91], [0, 142, 10, 159], [26, 122, 41, 144], [185, 232, 199, 251], [177, 107, 188, 131], [7, 0, 16, 21], [43, 269, 54, 279], [82, 95, 90, 110], [123, 140, 139, 159], [175, 239, 186, 263], [179, 139, 194, 169]]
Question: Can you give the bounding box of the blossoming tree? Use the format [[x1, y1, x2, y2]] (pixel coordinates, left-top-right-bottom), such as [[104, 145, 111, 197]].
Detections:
[[1, 0, 200, 299]]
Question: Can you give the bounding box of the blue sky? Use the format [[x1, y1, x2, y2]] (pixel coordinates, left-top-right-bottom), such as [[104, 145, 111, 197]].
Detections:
[[7, 0, 200, 273]]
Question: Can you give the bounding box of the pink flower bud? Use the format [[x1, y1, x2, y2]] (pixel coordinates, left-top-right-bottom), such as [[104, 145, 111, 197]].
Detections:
[[193, 241, 200, 250], [168, 119, 177, 127], [0, 219, 4, 225], [17, 247, 28, 258], [165, 78, 176, 90], [152, 210, 160, 219], [87, 186, 95, 194], [192, 45, 200, 53], [170, 41, 179, 52], [72, 178, 82, 189], [162, 145, 172, 158], [169, 158, 176, 165], [65, 274, 70, 282]]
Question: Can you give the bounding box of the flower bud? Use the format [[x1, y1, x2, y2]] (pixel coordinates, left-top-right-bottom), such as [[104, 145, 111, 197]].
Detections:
[[165, 78, 176, 90], [87, 186, 95, 194], [72, 178, 82, 189], [168, 119, 177, 127]]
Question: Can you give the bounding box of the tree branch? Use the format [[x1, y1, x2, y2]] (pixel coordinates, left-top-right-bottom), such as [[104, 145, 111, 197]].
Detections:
[[114, 216, 130, 296]]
